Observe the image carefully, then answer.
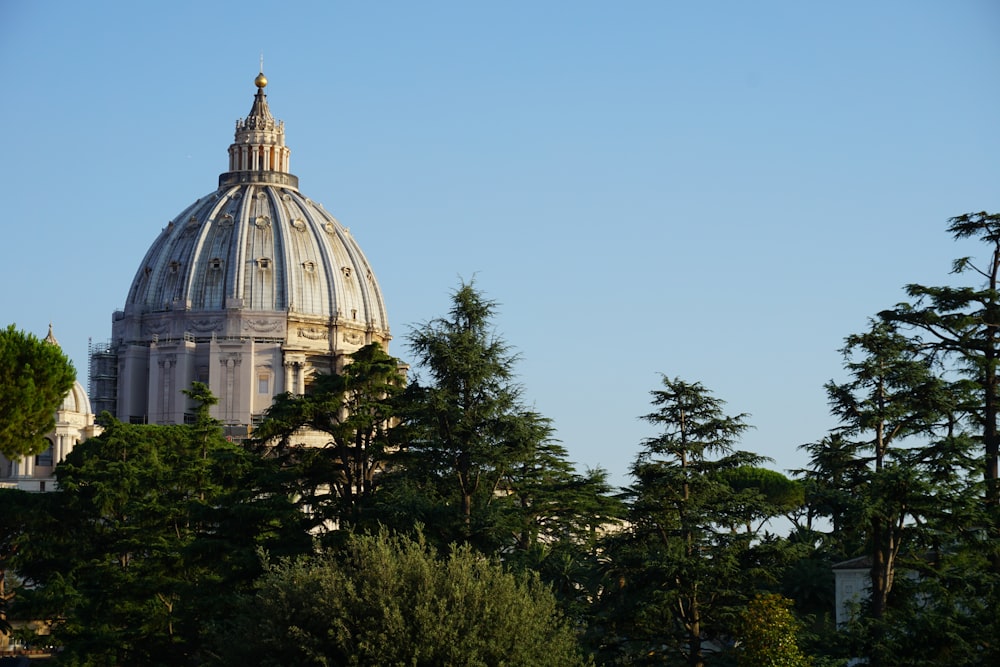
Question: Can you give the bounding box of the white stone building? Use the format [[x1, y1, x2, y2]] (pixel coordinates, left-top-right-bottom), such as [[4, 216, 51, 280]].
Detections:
[[2, 71, 393, 489], [91, 71, 392, 435]]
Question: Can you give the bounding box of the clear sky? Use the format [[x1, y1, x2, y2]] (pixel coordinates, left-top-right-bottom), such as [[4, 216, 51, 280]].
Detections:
[[2, 1, 998, 486]]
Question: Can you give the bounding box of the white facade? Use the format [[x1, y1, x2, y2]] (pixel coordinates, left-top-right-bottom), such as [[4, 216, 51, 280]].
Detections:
[[95, 72, 392, 432], [832, 556, 870, 626]]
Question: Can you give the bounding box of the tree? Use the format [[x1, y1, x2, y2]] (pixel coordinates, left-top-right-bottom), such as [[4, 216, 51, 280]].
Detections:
[[736, 593, 812, 667], [0, 324, 76, 460], [395, 281, 526, 540], [384, 280, 605, 554], [211, 530, 588, 667], [597, 377, 780, 667], [881, 212, 1000, 511], [11, 390, 309, 665], [251, 343, 405, 532], [823, 321, 950, 621], [0, 489, 50, 638], [498, 434, 624, 624]]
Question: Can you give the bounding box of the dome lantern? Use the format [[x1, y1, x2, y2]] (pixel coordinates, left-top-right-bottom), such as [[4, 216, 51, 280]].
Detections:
[[220, 71, 296, 188]]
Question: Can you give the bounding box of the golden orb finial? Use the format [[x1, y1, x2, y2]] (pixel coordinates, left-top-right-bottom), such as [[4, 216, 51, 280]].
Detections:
[[255, 72, 268, 89]]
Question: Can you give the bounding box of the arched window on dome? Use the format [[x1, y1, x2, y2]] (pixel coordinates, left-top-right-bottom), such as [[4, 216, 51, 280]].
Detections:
[[36, 440, 54, 467]]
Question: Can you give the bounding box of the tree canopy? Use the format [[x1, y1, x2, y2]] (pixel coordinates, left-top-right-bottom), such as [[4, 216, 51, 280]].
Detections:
[[212, 530, 588, 667], [10, 219, 1000, 666], [10, 392, 309, 665], [0, 324, 76, 460]]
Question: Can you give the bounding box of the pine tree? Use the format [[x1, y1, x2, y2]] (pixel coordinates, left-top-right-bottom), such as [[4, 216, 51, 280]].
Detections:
[[599, 377, 780, 667], [252, 343, 405, 531], [0, 324, 76, 460]]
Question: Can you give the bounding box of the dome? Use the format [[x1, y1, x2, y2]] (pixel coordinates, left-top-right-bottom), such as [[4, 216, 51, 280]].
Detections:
[[123, 181, 387, 328], [61, 380, 93, 416], [123, 78, 388, 331], [103, 73, 392, 428], [41, 324, 94, 416]]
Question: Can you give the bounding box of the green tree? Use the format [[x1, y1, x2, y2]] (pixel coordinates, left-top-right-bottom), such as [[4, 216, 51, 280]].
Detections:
[[597, 376, 779, 667], [0, 324, 76, 460], [736, 593, 812, 667], [12, 392, 309, 665], [383, 281, 616, 559], [212, 529, 588, 667], [499, 434, 624, 623], [251, 343, 405, 532], [881, 212, 1000, 512], [824, 321, 950, 621], [394, 281, 526, 542], [0, 488, 49, 637]]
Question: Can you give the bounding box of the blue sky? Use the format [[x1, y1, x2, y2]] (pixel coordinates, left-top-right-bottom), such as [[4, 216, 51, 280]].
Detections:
[[2, 1, 998, 486]]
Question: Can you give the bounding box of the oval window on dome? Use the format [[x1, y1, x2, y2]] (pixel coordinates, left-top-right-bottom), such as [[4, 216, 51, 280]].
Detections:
[[256, 257, 271, 270], [210, 258, 223, 271], [292, 218, 306, 231], [254, 216, 271, 229], [302, 261, 316, 273]]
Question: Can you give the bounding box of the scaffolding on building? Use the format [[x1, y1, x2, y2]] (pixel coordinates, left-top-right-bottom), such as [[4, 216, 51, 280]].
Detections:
[[88, 338, 118, 418]]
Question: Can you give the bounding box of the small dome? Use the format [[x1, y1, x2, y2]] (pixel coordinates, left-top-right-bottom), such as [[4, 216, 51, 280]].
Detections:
[[60, 380, 93, 416]]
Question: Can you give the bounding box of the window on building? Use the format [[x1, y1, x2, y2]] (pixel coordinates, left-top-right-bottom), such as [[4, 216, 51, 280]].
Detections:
[[258, 373, 270, 394], [36, 442, 54, 467]]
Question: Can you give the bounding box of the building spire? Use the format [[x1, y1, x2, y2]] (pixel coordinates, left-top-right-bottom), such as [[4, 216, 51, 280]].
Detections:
[[44, 322, 60, 347], [219, 70, 297, 188]]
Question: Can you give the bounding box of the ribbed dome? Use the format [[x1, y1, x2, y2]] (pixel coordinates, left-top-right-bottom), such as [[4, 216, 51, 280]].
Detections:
[[103, 72, 393, 427], [124, 77, 388, 331], [124, 185, 387, 328], [61, 380, 93, 416]]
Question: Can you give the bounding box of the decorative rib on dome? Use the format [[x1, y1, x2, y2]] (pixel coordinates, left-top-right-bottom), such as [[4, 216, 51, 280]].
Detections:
[[61, 381, 92, 416], [123, 182, 389, 333]]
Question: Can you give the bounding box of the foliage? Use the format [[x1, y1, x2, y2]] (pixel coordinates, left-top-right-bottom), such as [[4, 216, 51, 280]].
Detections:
[[10, 388, 309, 665], [251, 343, 405, 532], [211, 529, 589, 667], [736, 593, 812, 667], [0, 324, 76, 460], [595, 376, 785, 667], [823, 321, 952, 623], [382, 281, 619, 562], [388, 280, 528, 545], [881, 212, 1000, 509]]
